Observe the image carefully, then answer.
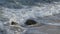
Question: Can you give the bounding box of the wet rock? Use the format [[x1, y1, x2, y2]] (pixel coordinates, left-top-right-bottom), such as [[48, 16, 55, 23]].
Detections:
[[11, 21, 18, 25], [25, 19, 37, 25]]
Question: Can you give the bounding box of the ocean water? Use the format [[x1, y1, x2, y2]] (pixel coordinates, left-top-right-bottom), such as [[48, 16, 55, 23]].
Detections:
[[0, 0, 60, 34]]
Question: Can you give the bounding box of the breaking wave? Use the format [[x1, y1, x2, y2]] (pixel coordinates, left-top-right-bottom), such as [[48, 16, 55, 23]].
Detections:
[[0, 0, 60, 34]]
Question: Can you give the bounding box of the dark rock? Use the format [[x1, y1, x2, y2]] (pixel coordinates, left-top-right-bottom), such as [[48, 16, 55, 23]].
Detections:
[[25, 19, 37, 25], [11, 21, 17, 25]]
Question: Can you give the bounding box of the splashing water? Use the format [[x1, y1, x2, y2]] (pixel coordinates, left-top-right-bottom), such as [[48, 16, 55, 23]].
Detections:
[[1, 0, 60, 34]]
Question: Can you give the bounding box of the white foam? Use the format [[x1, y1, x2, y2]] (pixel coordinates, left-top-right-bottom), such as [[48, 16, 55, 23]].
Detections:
[[1, 2, 60, 34]]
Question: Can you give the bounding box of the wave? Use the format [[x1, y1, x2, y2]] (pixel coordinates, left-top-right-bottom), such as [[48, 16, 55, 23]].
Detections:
[[0, 0, 60, 34]]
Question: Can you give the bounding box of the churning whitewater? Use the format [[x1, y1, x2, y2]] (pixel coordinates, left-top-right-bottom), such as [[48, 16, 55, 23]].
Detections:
[[0, 0, 60, 34]]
